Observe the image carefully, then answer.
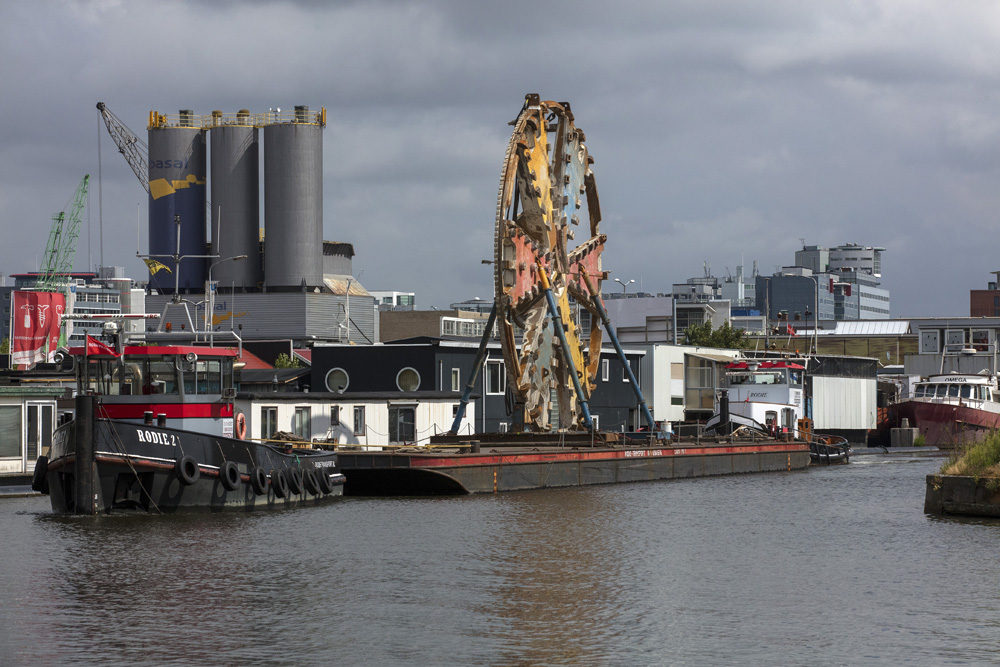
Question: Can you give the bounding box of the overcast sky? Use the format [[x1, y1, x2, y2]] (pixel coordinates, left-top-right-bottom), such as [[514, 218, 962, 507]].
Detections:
[[2, 0, 999, 317]]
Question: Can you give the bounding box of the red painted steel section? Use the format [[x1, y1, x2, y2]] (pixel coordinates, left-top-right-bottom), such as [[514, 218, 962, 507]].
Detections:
[[506, 227, 551, 305], [895, 400, 1000, 447], [97, 403, 233, 419], [407, 443, 809, 468]]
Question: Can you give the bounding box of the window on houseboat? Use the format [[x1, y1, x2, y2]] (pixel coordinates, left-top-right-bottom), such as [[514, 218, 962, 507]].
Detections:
[[261, 406, 277, 439], [353, 406, 365, 436], [293, 407, 311, 440], [934, 385, 947, 398], [389, 405, 416, 443], [914, 385, 926, 398], [948, 385, 960, 398], [0, 406, 22, 458], [961, 385, 972, 399]]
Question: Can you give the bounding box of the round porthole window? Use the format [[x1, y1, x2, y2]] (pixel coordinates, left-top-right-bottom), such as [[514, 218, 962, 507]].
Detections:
[[325, 368, 350, 393], [396, 367, 420, 392]]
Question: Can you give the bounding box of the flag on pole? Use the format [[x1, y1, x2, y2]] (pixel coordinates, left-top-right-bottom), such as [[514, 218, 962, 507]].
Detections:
[[142, 258, 172, 275], [786, 323, 798, 337], [86, 334, 120, 357]]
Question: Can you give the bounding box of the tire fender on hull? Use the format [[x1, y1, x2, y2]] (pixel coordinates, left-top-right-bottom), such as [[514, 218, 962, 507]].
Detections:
[[317, 469, 335, 494], [271, 469, 289, 498], [303, 468, 321, 496], [176, 456, 200, 485], [220, 460, 241, 491], [250, 466, 268, 495], [31, 456, 49, 494], [287, 467, 304, 495]]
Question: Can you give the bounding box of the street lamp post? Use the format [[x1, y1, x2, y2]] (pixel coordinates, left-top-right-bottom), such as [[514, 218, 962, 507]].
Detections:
[[206, 255, 247, 338], [614, 278, 635, 294], [805, 275, 819, 354]]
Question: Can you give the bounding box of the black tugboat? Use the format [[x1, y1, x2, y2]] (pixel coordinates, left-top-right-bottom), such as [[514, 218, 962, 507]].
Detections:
[[33, 330, 344, 514]]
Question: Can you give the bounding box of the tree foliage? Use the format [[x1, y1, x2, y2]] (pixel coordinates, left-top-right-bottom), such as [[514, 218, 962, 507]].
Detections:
[[274, 353, 301, 369], [682, 321, 752, 349], [0, 337, 7, 354]]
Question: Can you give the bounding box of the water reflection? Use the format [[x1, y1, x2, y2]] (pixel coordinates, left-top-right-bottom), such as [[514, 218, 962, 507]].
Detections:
[[4, 455, 1000, 665], [476, 489, 629, 665]]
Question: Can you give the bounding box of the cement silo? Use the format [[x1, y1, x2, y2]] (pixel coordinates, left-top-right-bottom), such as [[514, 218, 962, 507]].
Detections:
[[209, 110, 261, 289], [148, 110, 207, 292], [263, 106, 325, 290]]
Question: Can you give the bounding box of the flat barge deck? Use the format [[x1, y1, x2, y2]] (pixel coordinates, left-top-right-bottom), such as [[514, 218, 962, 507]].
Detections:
[[336, 433, 811, 496]]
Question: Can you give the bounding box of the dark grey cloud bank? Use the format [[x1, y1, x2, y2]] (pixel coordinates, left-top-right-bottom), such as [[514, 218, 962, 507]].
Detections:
[[2, 1, 998, 317]]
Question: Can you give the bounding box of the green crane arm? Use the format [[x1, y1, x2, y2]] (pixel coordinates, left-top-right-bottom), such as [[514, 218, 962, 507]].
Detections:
[[38, 175, 89, 292]]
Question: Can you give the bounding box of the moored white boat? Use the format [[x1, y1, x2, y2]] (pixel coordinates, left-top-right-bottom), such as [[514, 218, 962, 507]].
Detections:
[[704, 359, 806, 437]]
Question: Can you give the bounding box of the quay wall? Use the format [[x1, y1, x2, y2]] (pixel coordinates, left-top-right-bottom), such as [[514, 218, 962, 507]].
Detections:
[[925, 474, 1000, 516]]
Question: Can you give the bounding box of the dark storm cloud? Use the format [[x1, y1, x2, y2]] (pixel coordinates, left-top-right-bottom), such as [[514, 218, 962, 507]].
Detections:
[[2, 0, 1000, 316]]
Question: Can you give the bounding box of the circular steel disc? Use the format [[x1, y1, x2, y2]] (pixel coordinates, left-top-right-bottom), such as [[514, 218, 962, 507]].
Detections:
[[493, 95, 606, 431]]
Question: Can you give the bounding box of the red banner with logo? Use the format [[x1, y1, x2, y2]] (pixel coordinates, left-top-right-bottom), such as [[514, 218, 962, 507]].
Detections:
[[11, 291, 65, 367]]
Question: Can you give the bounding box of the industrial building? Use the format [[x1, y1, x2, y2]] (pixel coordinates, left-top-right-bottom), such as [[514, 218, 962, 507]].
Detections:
[[2, 268, 145, 346], [131, 106, 375, 345]]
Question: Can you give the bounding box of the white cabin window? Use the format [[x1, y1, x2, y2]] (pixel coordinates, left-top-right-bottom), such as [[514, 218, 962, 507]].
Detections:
[[293, 407, 311, 439], [602, 359, 609, 382], [353, 406, 366, 436], [451, 368, 461, 392], [261, 406, 278, 439], [331, 406, 340, 426], [389, 405, 416, 443], [0, 406, 21, 458]]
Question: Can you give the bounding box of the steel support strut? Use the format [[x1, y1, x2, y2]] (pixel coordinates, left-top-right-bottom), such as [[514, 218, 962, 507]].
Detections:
[[537, 262, 593, 431], [577, 265, 656, 431], [448, 303, 499, 435]]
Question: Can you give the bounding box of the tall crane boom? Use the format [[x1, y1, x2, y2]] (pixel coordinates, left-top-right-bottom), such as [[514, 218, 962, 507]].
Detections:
[[96, 101, 149, 194], [38, 175, 89, 292]]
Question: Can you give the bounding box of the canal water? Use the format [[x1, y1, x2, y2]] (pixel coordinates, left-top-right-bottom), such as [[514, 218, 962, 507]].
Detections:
[[2, 453, 999, 666]]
